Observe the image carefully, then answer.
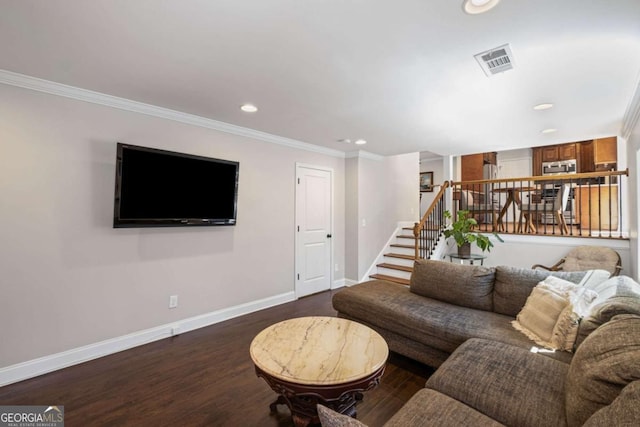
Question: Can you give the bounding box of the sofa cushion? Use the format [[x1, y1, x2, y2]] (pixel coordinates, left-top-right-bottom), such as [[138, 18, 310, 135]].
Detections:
[[333, 280, 548, 356], [576, 295, 640, 348], [582, 381, 640, 426], [384, 388, 504, 427], [410, 259, 495, 311], [493, 266, 587, 317], [565, 314, 640, 427], [426, 338, 570, 427]]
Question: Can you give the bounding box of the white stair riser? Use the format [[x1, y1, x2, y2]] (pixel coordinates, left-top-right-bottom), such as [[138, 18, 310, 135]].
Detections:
[[390, 246, 415, 256], [382, 257, 414, 268]]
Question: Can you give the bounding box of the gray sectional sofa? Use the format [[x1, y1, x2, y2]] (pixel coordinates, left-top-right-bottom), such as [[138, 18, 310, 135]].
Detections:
[[329, 259, 640, 426]]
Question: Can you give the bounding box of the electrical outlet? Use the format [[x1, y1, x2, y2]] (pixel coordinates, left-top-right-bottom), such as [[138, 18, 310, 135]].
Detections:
[[335, 263, 339, 272], [362, 218, 366, 227], [169, 295, 178, 309]]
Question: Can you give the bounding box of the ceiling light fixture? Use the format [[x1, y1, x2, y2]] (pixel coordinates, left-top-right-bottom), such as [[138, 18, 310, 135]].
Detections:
[[240, 104, 258, 113], [463, 0, 501, 15], [354, 139, 367, 145], [533, 103, 554, 111], [541, 128, 557, 134]]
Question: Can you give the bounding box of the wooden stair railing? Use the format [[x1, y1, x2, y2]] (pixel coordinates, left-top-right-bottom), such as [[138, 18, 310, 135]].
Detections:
[[413, 181, 449, 260]]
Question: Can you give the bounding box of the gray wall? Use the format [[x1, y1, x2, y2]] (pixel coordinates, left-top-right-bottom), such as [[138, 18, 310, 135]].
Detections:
[[0, 83, 347, 367], [345, 153, 419, 281]]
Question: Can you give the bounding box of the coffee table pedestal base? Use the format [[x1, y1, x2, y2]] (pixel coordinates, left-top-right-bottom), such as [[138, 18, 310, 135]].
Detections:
[[255, 365, 385, 427]]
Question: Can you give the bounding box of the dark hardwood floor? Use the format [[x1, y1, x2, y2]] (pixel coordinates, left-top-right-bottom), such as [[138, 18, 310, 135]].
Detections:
[[0, 290, 433, 426]]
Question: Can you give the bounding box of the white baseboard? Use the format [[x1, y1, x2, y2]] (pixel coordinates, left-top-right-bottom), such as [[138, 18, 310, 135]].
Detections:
[[342, 279, 359, 287], [0, 291, 296, 387], [332, 279, 348, 289]]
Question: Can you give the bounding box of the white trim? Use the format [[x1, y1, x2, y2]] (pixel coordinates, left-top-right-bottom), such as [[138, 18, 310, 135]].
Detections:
[[332, 278, 348, 289], [0, 291, 295, 387], [621, 72, 640, 140], [342, 279, 360, 287], [345, 150, 385, 161], [0, 69, 346, 158], [496, 233, 631, 250]]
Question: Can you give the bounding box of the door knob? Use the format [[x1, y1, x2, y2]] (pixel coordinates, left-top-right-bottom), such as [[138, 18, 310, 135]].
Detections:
[[327, 234, 332, 238]]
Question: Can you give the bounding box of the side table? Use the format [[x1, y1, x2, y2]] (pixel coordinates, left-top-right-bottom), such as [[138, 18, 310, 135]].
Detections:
[[447, 253, 487, 265]]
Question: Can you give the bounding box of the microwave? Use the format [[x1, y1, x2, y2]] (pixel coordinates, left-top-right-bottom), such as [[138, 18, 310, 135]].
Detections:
[[542, 160, 577, 175]]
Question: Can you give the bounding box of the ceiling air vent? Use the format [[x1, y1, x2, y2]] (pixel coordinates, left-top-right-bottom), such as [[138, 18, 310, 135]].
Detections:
[[474, 44, 514, 76]]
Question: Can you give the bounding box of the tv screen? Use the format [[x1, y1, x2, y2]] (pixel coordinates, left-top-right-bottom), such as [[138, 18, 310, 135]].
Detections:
[[113, 143, 239, 227]]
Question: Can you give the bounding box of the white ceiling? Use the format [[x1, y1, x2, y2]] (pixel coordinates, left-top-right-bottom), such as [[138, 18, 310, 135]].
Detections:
[[1, 0, 639, 157]]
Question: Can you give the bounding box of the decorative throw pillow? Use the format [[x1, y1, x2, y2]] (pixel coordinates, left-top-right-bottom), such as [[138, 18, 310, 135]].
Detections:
[[317, 405, 368, 427], [512, 276, 597, 351], [512, 283, 570, 348]]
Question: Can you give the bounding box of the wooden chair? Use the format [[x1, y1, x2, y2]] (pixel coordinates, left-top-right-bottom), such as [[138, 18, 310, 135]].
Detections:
[[458, 190, 501, 232], [519, 183, 571, 234], [532, 246, 622, 277]]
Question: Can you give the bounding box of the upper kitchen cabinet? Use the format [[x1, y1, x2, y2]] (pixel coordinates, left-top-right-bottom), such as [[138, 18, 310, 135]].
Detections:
[[461, 152, 497, 182], [532, 137, 617, 174], [579, 140, 595, 173], [541, 143, 576, 162], [532, 147, 543, 176], [559, 143, 577, 160], [594, 137, 617, 166], [579, 137, 617, 172]]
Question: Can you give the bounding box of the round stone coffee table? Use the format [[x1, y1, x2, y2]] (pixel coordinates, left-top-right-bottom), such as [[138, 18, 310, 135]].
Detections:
[[250, 316, 388, 427]]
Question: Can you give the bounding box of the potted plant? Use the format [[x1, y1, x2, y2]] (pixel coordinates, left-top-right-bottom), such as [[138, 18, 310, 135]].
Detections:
[[443, 210, 503, 256]]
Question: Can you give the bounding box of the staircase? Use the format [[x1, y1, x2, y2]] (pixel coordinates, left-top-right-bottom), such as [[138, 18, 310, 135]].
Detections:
[[368, 182, 450, 285], [369, 227, 441, 286]]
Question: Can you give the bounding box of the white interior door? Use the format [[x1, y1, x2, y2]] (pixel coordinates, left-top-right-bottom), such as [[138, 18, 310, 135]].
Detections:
[[295, 165, 332, 298]]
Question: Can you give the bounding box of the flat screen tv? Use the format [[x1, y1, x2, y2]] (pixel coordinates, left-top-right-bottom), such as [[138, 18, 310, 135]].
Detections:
[[113, 143, 239, 227]]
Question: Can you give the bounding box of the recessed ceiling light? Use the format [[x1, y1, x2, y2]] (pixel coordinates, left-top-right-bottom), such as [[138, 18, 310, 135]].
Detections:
[[541, 128, 557, 134], [354, 139, 367, 145], [533, 103, 554, 111], [240, 104, 258, 113], [463, 0, 501, 15]]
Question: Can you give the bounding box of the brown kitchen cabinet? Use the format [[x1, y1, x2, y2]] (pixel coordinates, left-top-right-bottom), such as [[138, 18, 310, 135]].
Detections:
[[461, 152, 497, 182], [540, 143, 576, 163], [559, 143, 576, 160], [542, 146, 559, 162], [577, 185, 618, 231], [532, 147, 543, 176], [594, 137, 617, 165], [579, 140, 595, 172]]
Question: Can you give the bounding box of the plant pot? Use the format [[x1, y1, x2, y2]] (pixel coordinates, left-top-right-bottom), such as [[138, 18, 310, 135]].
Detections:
[[458, 242, 471, 257]]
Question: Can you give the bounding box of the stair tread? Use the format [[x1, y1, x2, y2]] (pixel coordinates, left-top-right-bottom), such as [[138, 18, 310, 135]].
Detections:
[[376, 263, 413, 272], [384, 253, 415, 260], [369, 274, 410, 286]]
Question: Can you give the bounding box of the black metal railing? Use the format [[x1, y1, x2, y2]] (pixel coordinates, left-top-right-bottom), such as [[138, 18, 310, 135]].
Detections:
[[413, 181, 449, 259], [450, 169, 628, 238]]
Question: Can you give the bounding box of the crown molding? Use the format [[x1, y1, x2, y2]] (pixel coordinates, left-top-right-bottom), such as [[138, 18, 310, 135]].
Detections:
[[0, 69, 347, 158], [345, 150, 384, 161], [621, 72, 640, 140]]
